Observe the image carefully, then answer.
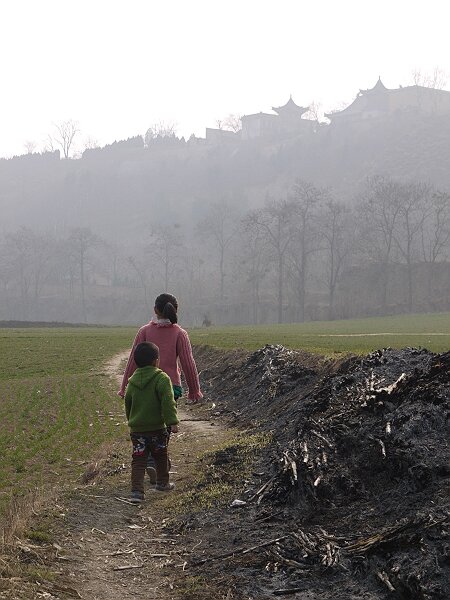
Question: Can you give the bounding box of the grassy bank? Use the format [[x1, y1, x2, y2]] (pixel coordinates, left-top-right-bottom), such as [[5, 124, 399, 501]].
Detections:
[[188, 312, 450, 354]]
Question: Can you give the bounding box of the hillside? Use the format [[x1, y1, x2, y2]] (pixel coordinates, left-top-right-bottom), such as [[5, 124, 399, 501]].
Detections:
[[1, 113, 450, 325], [2, 113, 450, 238]]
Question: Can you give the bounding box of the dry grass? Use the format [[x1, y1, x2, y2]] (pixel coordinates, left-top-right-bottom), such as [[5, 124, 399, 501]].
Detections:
[[0, 486, 55, 598], [0, 437, 125, 600], [1, 488, 49, 549], [78, 439, 126, 484]]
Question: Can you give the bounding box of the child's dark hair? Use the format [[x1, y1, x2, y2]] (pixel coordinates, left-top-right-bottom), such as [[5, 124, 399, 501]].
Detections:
[[134, 342, 159, 367], [155, 293, 178, 324]]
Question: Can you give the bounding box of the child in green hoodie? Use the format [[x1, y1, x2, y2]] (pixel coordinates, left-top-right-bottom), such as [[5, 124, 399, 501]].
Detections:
[[124, 342, 179, 503]]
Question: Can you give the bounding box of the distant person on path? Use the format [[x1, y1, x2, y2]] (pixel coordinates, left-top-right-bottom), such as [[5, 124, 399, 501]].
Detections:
[[119, 293, 203, 481], [124, 342, 179, 503]]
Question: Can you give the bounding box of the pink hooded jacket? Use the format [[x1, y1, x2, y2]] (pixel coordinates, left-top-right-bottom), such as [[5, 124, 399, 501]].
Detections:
[[119, 320, 202, 401]]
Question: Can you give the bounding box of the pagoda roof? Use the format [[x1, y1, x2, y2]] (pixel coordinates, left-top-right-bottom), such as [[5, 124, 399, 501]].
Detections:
[[325, 78, 389, 119], [359, 77, 388, 95], [272, 96, 308, 115]]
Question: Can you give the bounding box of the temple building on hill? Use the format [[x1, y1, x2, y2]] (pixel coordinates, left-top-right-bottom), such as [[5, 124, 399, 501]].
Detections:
[[205, 127, 238, 144], [326, 77, 450, 123], [240, 112, 277, 140], [241, 96, 314, 140], [273, 97, 309, 131], [205, 79, 450, 143]]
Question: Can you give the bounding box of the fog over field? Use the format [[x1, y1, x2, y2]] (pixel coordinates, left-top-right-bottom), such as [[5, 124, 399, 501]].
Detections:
[[1, 1, 449, 325]]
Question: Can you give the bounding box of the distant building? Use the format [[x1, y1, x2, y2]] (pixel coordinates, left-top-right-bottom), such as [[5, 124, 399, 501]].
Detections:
[[205, 128, 239, 144], [241, 96, 314, 140], [272, 96, 311, 134], [326, 77, 450, 123], [240, 112, 278, 140]]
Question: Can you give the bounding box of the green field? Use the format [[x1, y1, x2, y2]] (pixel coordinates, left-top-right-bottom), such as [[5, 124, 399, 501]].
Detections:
[[0, 313, 448, 524], [0, 327, 136, 519], [188, 312, 450, 354]]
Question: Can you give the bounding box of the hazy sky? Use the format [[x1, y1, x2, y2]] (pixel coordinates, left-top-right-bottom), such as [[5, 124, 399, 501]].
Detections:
[[0, 0, 448, 157]]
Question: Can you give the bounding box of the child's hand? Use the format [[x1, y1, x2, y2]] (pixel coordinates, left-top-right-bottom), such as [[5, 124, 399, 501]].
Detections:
[[170, 424, 179, 433]]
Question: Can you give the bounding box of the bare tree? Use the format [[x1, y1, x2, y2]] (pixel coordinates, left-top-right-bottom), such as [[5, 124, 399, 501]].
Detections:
[[421, 191, 450, 263], [53, 119, 80, 158], [0, 244, 14, 318], [83, 136, 99, 151], [198, 200, 240, 300], [288, 179, 325, 322], [320, 199, 354, 320], [222, 114, 242, 133], [244, 198, 296, 323], [412, 67, 448, 89], [96, 240, 123, 286], [240, 224, 270, 324], [42, 134, 55, 153], [419, 190, 450, 309], [24, 140, 37, 154], [29, 231, 57, 304], [358, 175, 404, 312], [145, 121, 177, 145], [68, 227, 99, 322], [301, 101, 322, 121], [197, 199, 239, 300], [393, 182, 432, 312], [0, 229, 56, 319], [146, 223, 184, 291], [179, 246, 207, 310], [2, 229, 34, 319], [128, 255, 152, 315]]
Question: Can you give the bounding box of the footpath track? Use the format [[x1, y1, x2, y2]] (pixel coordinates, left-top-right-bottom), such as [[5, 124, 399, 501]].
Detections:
[[45, 351, 228, 600]]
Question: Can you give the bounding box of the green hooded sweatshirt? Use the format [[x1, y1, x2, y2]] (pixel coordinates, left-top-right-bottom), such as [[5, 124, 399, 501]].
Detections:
[[124, 366, 179, 432]]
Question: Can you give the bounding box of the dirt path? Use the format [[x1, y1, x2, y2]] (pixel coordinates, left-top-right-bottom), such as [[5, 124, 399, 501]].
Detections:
[[50, 351, 228, 600]]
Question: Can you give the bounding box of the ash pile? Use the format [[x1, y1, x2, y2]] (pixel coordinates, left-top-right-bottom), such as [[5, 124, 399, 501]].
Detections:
[[197, 346, 450, 599]]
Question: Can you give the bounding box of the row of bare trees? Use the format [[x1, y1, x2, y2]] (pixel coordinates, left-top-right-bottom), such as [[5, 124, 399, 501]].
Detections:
[[197, 176, 449, 323], [0, 175, 449, 324], [357, 176, 450, 314], [0, 227, 101, 322]]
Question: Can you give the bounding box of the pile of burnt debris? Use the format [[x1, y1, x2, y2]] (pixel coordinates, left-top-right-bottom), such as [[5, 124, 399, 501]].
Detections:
[[190, 345, 449, 599]]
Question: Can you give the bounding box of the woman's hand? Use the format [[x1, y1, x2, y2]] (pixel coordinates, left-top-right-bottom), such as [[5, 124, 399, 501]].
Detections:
[[170, 424, 179, 433]]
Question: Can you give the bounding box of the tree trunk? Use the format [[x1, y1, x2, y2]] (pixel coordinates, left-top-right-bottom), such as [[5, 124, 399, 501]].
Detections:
[[407, 258, 413, 313], [277, 253, 283, 324], [80, 250, 87, 323], [328, 284, 335, 320], [220, 246, 225, 300], [380, 262, 389, 313]]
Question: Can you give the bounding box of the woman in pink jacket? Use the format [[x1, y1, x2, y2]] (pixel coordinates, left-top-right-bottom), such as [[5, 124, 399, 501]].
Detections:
[[119, 293, 203, 403]]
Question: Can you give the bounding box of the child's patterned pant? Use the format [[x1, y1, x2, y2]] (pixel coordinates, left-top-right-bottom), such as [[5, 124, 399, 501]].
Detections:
[[130, 429, 169, 493]]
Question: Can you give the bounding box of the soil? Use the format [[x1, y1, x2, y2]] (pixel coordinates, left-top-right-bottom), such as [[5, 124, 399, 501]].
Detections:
[[186, 345, 449, 600], [2, 345, 449, 600]]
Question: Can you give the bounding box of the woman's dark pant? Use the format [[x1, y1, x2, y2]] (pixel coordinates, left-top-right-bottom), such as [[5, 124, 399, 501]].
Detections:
[[130, 430, 169, 493]]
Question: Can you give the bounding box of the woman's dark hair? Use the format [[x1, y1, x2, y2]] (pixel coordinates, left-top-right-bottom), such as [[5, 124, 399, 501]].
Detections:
[[155, 293, 178, 324], [134, 342, 159, 367]]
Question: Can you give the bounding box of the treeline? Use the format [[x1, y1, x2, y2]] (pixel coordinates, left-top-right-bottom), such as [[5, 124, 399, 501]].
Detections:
[[1, 175, 448, 325]]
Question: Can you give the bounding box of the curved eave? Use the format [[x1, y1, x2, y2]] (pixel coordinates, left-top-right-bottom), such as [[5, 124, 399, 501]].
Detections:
[[359, 77, 388, 95], [272, 97, 308, 115]]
